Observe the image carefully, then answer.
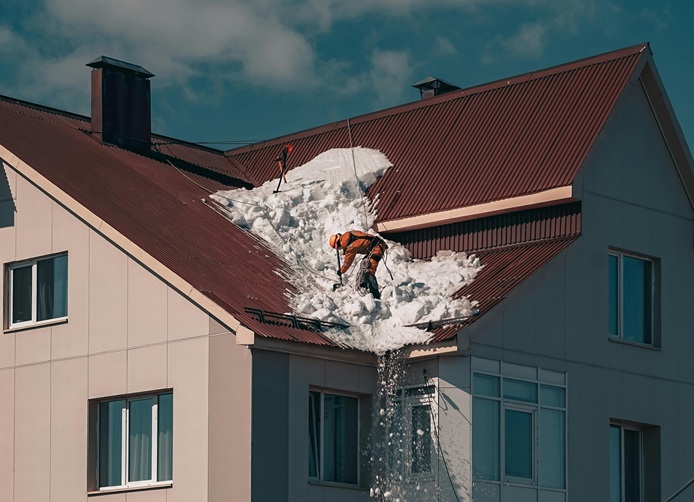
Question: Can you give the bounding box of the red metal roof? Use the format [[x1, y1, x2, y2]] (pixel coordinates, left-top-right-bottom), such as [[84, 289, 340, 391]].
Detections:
[[227, 43, 648, 225], [391, 203, 581, 258], [429, 236, 580, 342], [0, 96, 337, 346], [0, 43, 650, 350]]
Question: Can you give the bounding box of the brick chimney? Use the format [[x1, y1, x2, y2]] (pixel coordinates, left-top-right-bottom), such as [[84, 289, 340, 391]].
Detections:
[[87, 56, 155, 151], [412, 76, 460, 100]]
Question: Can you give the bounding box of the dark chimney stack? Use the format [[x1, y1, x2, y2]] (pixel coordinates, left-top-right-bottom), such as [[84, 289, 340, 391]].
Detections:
[[412, 76, 461, 100], [87, 56, 155, 151]]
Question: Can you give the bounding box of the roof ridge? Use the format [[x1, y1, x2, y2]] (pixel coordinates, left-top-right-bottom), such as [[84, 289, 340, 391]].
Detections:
[[0, 93, 90, 123], [227, 43, 649, 153]]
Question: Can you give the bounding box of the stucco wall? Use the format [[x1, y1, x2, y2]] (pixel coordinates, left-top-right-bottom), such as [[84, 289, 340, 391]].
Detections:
[[250, 349, 377, 502], [0, 163, 250, 502], [459, 78, 694, 501]]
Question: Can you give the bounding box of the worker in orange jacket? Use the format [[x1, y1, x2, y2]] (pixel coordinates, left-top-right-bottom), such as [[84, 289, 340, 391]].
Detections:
[[329, 230, 387, 299]]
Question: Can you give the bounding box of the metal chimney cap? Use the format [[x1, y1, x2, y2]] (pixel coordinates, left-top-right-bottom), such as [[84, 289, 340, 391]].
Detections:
[[411, 76, 459, 90], [86, 56, 154, 78]]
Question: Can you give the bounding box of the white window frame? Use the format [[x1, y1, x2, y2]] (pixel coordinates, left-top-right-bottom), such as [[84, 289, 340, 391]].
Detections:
[[472, 371, 567, 491], [7, 253, 68, 329], [608, 250, 655, 345], [97, 393, 172, 491], [308, 389, 361, 486], [387, 384, 438, 483], [406, 389, 437, 481], [610, 423, 644, 502], [502, 404, 537, 485]]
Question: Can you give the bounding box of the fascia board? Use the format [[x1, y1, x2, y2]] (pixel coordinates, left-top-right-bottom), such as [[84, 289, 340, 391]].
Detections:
[[250, 336, 378, 365], [375, 186, 576, 233], [0, 144, 250, 341], [638, 59, 694, 211]]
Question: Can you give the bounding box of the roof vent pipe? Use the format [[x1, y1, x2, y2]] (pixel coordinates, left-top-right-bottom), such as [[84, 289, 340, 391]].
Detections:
[[412, 76, 461, 100], [86, 56, 155, 151]]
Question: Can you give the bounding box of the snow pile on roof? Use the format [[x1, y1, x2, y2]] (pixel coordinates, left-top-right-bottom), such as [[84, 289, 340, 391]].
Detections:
[[212, 148, 481, 354]]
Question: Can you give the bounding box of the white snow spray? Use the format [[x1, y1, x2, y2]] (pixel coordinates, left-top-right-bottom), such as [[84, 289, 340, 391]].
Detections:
[[214, 148, 478, 498], [213, 148, 481, 354]]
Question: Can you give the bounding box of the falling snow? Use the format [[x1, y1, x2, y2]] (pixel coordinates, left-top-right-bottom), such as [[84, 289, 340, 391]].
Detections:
[[212, 147, 481, 354]]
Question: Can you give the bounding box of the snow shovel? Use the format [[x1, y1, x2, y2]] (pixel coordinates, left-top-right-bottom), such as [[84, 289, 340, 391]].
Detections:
[[332, 248, 343, 291]]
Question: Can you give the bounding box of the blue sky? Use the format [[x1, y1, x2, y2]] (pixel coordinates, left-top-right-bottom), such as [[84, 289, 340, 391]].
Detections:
[[0, 1, 692, 151]]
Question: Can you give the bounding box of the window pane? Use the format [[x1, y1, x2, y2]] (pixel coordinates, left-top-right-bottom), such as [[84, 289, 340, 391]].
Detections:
[[503, 379, 537, 403], [387, 400, 404, 475], [624, 429, 641, 502], [157, 394, 173, 481], [308, 391, 320, 479], [411, 405, 432, 474], [623, 256, 652, 344], [610, 425, 622, 502], [474, 374, 500, 397], [540, 385, 565, 408], [98, 400, 123, 488], [505, 409, 533, 479], [12, 265, 32, 323], [473, 398, 500, 480], [609, 254, 619, 336], [323, 394, 358, 484], [37, 255, 67, 321], [129, 398, 153, 482], [539, 409, 565, 488]]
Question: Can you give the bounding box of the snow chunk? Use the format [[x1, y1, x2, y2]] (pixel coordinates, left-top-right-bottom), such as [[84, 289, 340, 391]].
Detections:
[[212, 148, 481, 354]]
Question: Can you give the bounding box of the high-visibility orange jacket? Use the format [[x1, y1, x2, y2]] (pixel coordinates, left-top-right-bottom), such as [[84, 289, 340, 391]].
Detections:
[[336, 231, 387, 276]]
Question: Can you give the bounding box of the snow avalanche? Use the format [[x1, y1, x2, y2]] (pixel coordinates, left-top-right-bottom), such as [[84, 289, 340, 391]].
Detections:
[[212, 147, 481, 354]]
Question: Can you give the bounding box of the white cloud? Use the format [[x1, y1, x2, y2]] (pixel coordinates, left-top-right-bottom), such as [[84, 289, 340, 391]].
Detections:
[[433, 35, 458, 58], [481, 0, 599, 63], [43, 0, 316, 87], [0, 0, 607, 114], [485, 22, 548, 63], [369, 50, 413, 105]]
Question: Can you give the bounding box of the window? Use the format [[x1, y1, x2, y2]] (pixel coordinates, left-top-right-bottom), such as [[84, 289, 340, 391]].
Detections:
[[386, 385, 437, 480], [609, 422, 660, 502], [309, 390, 359, 484], [610, 424, 641, 502], [7, 253, 67, 328], [95, 392, 173, 490], [473, 373, 566, 489], [609, 251, 656, 344]]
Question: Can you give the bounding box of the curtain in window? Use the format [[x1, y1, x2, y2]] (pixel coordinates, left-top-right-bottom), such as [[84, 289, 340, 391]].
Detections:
[[609, 425, 621, 502], [623, 257, 652, 343], [128, 398, 152, 482], [98, 400, 123, 488], [37, 255, 67, 321], [624, 429, 641, 502], [308, 392, 320, 478], [12, 265, 32, 323], [158, 393, 173, 481], [323, 395, 358, 484], [608, 255, 619, 336]]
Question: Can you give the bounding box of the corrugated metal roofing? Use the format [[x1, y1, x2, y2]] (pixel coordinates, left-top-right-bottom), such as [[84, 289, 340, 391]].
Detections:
[[227, 43, 648, 225], [390, 203, 581, 258], [0, 43, 648, 349], [0, 96, 338, 346], [429, 237, 580, 342]]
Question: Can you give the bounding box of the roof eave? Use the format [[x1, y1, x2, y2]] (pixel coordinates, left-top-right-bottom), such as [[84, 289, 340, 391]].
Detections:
[[0, 144, 253, 340], [375, 185, 577, 233]]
